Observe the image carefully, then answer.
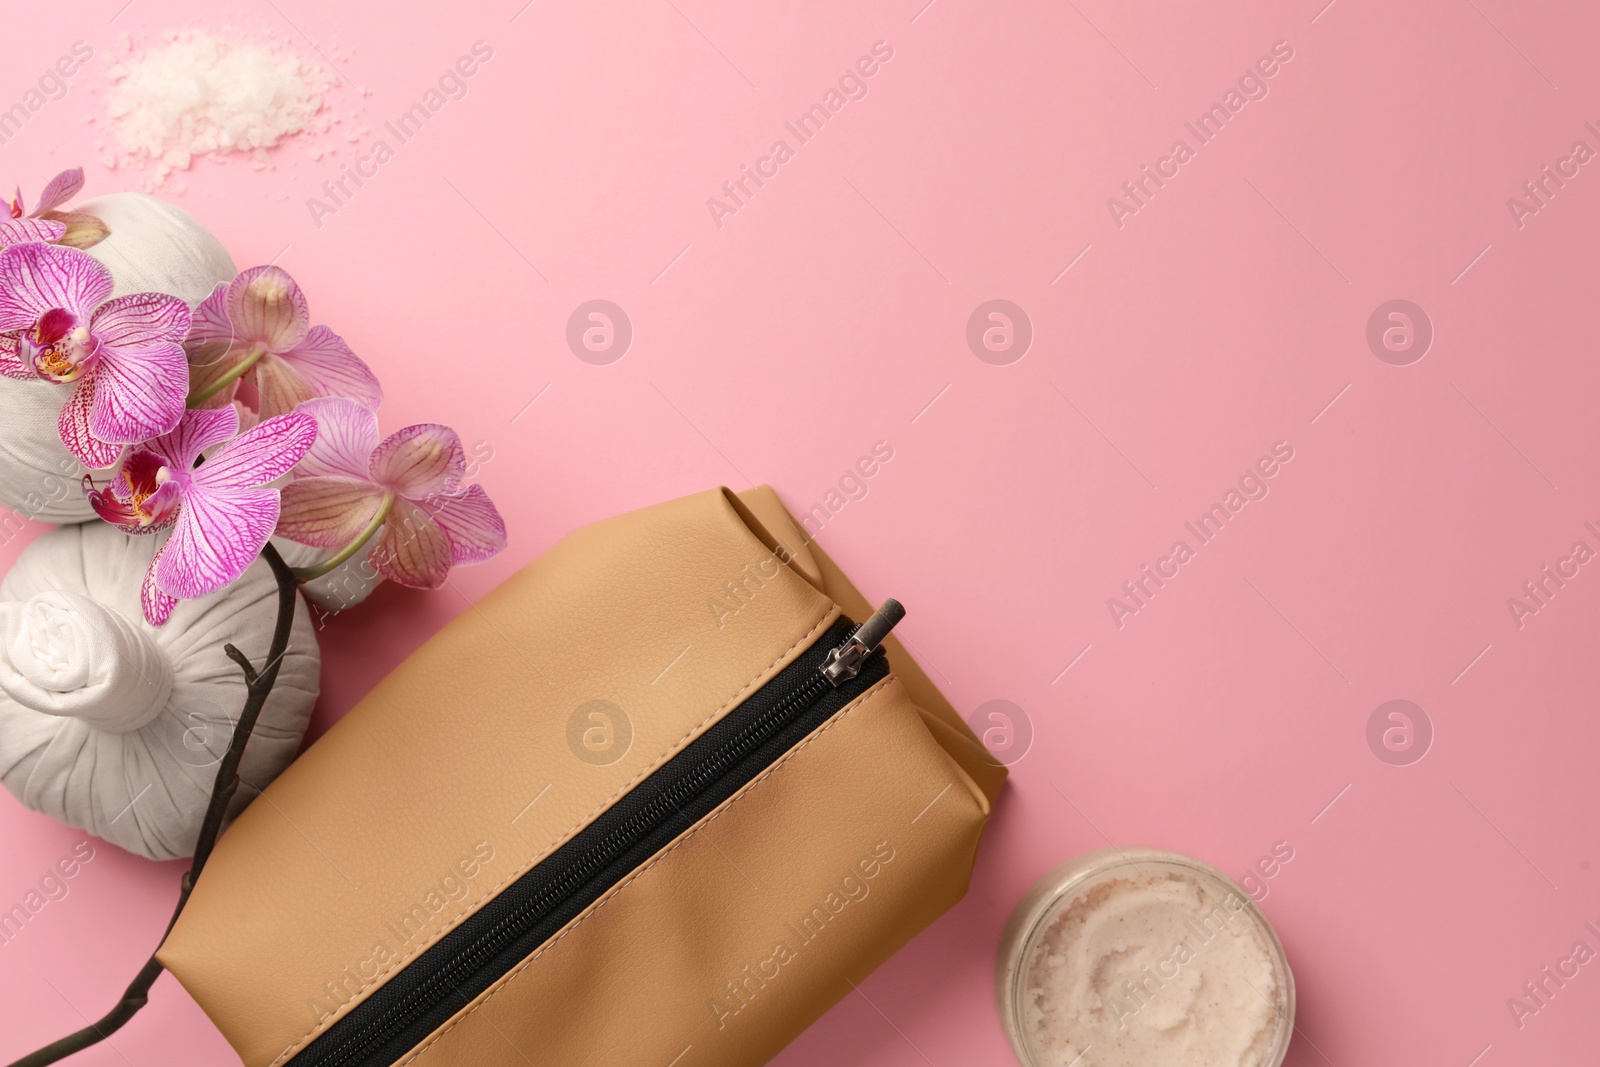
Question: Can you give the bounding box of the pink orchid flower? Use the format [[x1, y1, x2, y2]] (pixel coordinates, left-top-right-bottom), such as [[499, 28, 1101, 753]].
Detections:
[[85, 406, 317, 625], [0, 242, 191, 468], [9, 168, 82, 219], [277, 397, 506, 589], [0, 217, 66, 251], [185, 265, 381, 419], [7, 168, 108, 249]]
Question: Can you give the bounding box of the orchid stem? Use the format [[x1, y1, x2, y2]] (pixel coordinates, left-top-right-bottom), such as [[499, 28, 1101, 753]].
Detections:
[[290, 492, 395, 583], [185, 344, 267, 408], [6, 544, 298, 1067]]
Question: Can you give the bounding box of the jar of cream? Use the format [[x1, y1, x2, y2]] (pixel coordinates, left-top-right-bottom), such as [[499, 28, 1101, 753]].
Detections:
[[996, 848, 1295, 1067]]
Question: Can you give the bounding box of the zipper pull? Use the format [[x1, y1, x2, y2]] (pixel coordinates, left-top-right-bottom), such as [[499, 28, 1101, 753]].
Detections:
[[821, 599, 905, 686]]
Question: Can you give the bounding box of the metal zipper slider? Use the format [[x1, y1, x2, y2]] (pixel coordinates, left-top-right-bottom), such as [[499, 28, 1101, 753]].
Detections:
[[820, 599, 905, 686]]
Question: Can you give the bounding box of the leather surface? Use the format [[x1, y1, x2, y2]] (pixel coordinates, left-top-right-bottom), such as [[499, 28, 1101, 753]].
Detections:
[[156, 486, 1001, 1067], [399, 676, 989, 1067], [734, 486, 1005, 806]]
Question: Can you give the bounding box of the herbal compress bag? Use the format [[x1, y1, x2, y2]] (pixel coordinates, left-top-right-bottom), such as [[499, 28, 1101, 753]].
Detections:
[[158, 486, 1005, 1067]]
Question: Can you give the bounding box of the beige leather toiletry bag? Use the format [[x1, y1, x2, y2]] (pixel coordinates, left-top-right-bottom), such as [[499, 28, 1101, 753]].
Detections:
[[158, 486, 1005, 1067]]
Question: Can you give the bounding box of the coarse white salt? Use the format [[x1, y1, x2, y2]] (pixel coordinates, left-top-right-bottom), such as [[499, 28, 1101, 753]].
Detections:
[[105, 30, 336, 186]]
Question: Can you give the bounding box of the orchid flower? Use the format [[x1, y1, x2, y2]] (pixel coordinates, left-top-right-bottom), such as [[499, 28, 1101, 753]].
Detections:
[[7, 168, 108, 249], [277, 397, 505, 589], [185, 265, 381, 419], [84, 406, 317, 625], [0, 242, 191, 468], [0, 217, 66, 251], [9, 168, 83, 219]]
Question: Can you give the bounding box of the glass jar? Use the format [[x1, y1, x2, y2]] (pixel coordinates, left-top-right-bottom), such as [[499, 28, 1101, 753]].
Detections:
[[996, 847, 1295, 1067]]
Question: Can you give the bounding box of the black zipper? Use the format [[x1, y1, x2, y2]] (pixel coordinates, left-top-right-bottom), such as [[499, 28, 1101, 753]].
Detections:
[[294, 601, 904, 1067]]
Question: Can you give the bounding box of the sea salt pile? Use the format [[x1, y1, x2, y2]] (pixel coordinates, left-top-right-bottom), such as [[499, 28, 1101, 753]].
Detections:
[[105, 30, 336, 185]]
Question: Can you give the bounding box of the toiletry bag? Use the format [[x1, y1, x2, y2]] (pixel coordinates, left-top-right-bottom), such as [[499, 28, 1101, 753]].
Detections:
[[158, 486, 1005, 1067]]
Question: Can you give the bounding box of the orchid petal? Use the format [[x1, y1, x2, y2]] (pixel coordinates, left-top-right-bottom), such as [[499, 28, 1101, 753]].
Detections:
[[88, 341, 188, 444], [232, 400, 260, 434], [48, 212, 111, 251], [250, 351, 319, 420], [0, 217, 67, 248], [119, 449, 168, 498], [0, 334, 33, 380], [184, 284, 244, 408], [195, 411, 316, 491], [420, 483, 507, 565], [277, 477, 387, 548], [146, 406, 239, 474], [295, 397, 379, 480], [186, 282, 236, 349], [86, 450, 147, 528], [226, 266, 308, 353], [371, 424, 465, 498], [0, 243, 113, 330], [280, 326, 383, 408], [57, 377, 123, 469], [87, 455, 179, 533], [141, 549, 178, 627], [91, 292, 192, 350], [31, 169, 84, 216], [85, 480, 138, 528], [144, 480, 182, 528], [34, 307, 75, 347], [133, 482, 182, 532], [156, 485, 280, 599], [369, 499, 452, 588]]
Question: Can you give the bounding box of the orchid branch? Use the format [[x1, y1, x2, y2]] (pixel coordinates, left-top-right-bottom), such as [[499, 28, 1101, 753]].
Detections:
[[5, 543, 299, 1067]]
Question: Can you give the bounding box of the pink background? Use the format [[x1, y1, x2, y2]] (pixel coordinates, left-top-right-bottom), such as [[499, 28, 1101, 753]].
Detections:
[[3, 0, 1599, 1063]]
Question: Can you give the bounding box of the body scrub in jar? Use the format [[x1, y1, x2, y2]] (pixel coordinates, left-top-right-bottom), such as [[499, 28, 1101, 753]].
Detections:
[[997, 848, 1294, 1067]]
